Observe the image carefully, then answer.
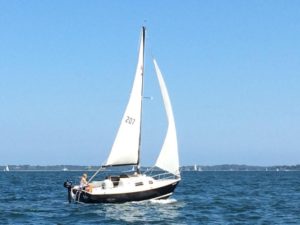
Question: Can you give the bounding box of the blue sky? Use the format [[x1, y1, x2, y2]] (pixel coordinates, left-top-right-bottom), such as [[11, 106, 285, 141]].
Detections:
[[0, 1, 299, 166]]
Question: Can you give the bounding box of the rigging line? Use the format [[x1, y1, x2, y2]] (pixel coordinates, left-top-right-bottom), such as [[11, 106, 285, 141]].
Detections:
[[88, 166, 106, 183], [143, 24, 155, 64]]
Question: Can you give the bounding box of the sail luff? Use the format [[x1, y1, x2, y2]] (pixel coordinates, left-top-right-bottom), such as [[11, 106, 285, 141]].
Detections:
[[153, 59, 180, 176], [105, 27, 145, 167]]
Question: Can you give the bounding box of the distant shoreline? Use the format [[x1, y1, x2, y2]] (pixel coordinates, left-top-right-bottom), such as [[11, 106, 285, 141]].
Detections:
[[1, 164, 300, 171]]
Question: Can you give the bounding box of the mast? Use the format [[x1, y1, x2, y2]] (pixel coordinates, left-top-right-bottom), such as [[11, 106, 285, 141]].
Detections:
[[137, 26, 146, 173]]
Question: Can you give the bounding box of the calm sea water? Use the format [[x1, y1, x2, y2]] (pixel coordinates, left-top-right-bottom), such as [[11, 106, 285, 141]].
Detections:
[[0, 171, 299, 224]]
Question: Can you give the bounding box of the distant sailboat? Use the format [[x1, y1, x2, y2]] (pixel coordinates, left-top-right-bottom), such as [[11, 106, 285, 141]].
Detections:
[[193, 164, 202, 171], [64, 26, 180, 203], [4, 165, 9, 172], [194, 164, 197, 171]]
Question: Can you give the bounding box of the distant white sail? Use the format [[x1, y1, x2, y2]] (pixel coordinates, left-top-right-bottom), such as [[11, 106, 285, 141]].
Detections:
[[153, 59, 180, 176], [105, 28, 145, 166]]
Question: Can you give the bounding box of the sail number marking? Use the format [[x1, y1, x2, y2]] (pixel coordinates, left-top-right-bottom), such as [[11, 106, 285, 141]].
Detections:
[[125, 116, 135, 125]]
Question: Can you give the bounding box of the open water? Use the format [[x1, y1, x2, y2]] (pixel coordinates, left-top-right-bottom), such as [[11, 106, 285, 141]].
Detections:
[[0, 171, 299, 224]]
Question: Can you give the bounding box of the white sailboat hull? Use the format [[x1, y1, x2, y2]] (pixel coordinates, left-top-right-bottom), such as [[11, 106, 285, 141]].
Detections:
[[70, 174, 180, 203]]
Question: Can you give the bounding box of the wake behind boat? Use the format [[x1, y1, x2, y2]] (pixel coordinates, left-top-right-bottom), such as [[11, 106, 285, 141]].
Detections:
[[64, 27, 180, 204]]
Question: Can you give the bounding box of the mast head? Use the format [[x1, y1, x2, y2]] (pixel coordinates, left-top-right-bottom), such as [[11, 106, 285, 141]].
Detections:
[[142, 26, 146, 41]]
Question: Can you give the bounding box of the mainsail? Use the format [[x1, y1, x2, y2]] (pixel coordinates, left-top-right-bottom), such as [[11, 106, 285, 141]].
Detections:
[[153, 59, 180, 176], [105, 27, 145, 166]]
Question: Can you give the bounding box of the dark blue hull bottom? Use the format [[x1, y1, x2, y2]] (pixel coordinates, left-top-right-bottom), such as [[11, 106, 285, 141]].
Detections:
[[72, 181, 179, 203]]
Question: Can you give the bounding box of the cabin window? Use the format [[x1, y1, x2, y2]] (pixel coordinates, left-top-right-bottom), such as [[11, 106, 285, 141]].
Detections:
[[135, 182, 143, 186], [149, 181, 153, 184]]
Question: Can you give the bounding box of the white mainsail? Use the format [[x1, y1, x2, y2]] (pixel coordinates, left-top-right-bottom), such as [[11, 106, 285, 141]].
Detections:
[[105, 28, 145, 166], [153, 59, 180, 176]]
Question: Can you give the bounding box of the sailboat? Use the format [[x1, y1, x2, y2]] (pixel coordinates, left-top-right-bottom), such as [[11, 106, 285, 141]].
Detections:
[[64, 27, 180, 203], [194, 164, 197, 171], [4, 165, 9, 172]]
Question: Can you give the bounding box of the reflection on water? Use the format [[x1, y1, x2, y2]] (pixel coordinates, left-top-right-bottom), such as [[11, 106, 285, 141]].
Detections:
[[99, 198, 184, 224], [103, 202, 146, 223]]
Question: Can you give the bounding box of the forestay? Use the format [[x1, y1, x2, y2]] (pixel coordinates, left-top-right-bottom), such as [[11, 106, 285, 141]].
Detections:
[[153, 59, 180, 176]]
